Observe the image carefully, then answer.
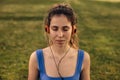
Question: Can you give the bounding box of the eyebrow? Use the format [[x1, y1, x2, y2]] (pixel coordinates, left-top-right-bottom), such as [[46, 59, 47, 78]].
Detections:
[[51, 25, 58, 28], [51, 25, 70, 28], [63, 26, 70, 28]]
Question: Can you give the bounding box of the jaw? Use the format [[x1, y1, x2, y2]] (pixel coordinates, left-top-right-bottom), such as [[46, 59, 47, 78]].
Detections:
[[52, 41, 70, 48]]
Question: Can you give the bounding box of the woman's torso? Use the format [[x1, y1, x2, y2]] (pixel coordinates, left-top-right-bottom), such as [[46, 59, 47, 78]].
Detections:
[[36, 48, 84, 80]]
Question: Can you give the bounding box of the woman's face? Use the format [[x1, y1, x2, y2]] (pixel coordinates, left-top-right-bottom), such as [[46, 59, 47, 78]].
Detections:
[[49, 14, 72, 47]]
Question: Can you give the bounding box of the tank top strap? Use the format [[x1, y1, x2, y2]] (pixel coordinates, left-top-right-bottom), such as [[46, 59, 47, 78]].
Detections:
[[36, 49, 45, 73], [75, 49, 84, 74]]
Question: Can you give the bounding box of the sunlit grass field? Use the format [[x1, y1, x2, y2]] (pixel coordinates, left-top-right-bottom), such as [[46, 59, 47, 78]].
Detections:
[[0, 0, 120, 80]]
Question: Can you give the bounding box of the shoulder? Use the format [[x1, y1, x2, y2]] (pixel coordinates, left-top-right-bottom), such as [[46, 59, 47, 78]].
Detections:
[[29, 50, 39, 61], [79, 50, 90, 80], [29, 47, 49, 61], [78, 49, 90, 60], [29, 49, 43, 68], [28, 51, 39, 71], [82, 51, 90, 69], [29, 49, 44, 69], [28, 51, 40, 80], [29, 51, 38, 65], [30, 51, 36, 58], [83, 51, 90, 62], [29, 49, 43, 61]]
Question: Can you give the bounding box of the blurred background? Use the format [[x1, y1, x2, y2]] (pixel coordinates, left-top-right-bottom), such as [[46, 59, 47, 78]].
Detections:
[[0, 0, 120, 80]]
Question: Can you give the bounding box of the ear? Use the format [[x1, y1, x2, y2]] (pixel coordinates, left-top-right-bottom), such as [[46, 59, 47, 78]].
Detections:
[[45, 26, 50, 33], [72, 25, 77, 34]]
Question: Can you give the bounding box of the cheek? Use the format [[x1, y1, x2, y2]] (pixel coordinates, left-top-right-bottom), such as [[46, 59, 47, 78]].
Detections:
[[49, 33, 56, 40], [66, 32, 72, 40]]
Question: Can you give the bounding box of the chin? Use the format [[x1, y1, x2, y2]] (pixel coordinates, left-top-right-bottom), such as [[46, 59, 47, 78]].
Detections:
[[55, 43, 67, 47]]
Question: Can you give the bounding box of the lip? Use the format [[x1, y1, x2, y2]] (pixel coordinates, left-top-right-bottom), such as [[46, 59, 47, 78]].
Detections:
[[56, 40, 65, 43], [56, 40, 65, 41]]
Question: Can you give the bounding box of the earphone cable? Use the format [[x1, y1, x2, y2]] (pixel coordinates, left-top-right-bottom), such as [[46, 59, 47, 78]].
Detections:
[[50, 45, 71, 80], [57, 46, 71, 76], [49, 46, 62, 78]]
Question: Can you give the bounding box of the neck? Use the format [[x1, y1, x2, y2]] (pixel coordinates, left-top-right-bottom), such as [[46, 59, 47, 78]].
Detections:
[[50, 44, 70, 56]]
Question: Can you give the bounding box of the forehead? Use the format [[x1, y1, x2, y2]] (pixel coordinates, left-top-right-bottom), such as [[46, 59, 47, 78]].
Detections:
[[50, 14, 72, 27]]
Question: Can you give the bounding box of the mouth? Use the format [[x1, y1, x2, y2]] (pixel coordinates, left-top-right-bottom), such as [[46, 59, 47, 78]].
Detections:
[[56, 40, 65, 44]]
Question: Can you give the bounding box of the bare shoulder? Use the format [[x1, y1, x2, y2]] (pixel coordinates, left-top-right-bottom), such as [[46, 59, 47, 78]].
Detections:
[[83, 51, 90, 69], [28, 51, 39, 80], [29, 51, 38, 69], [29, 47, 49, 62], [30, 51, 37, 61], [84, 51, 90, 62]]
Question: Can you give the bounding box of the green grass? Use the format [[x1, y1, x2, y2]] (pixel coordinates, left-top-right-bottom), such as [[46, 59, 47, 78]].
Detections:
[[0, 0, 120, 80]]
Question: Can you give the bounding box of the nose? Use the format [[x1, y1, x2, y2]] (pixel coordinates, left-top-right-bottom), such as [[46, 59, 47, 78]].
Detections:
[[57, 30, 63, 37]]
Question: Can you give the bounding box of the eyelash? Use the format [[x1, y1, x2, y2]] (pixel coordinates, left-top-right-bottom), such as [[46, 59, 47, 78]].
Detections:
[[52, 28, 69, 31], [63, 28, 69, 31], [52, 28, 58, 31]]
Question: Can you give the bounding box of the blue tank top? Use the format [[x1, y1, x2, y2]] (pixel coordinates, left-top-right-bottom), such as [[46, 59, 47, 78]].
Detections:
[[36, 49, 84, 80]]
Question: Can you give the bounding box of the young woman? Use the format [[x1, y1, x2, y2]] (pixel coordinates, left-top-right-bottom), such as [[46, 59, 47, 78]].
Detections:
[[28, 3, 90, 80]]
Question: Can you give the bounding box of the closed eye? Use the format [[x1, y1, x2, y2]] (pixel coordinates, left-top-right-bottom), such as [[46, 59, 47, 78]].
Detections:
[[51, 26, 70, 31], [63, 26, 70, 31], [51, 26, 58, 31]]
